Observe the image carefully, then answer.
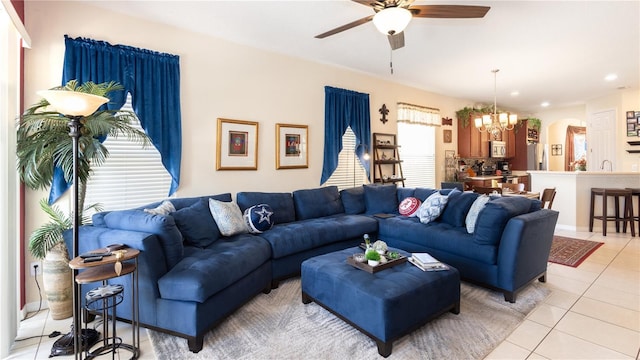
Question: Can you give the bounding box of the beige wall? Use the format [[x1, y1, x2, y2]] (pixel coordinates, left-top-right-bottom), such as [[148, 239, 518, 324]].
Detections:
[[534, 89, 640, 172], [22, 1, 466, 305]]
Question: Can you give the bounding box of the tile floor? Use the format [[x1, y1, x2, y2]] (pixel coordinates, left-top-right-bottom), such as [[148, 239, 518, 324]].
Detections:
[[8, 230, 640, 359]]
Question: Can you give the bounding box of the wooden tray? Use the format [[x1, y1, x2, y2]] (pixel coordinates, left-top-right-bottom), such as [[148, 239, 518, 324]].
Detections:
[[346, 254, 408, 274]]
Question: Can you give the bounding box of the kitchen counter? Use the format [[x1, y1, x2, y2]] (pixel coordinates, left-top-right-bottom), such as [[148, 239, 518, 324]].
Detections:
[[466, 175, 503, 180], [528, 171, 640, 231]]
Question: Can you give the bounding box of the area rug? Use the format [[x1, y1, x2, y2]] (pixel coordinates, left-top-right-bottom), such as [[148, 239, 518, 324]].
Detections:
[[147, 279, 550, 360], [549, 236, 604, 267]]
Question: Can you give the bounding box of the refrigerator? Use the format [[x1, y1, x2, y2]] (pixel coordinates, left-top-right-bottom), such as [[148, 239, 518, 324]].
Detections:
[[526, 143, 545, 170]]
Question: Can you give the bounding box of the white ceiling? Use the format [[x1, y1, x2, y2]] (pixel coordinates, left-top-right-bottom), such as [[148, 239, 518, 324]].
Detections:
[[88, 0, 639, 114]]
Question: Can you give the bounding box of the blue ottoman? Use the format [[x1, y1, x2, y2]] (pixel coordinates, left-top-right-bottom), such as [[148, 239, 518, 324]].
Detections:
[[301, 247, 460, 357]]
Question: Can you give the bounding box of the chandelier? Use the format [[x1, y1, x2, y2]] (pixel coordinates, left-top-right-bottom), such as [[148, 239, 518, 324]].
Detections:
[[474, 69, 517, 139]]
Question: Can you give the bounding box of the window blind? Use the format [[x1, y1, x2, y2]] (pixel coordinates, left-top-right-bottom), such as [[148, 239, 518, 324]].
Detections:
[[398, 115, 436, 189], [323, 127, 367, 190], [84, 94, 172, 211]]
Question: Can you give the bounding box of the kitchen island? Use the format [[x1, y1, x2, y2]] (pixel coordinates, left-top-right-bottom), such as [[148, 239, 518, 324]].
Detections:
[[528, 171, 640, 231]]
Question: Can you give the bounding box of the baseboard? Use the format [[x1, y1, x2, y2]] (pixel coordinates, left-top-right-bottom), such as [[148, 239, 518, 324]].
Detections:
[[22, 299, 49, 319]]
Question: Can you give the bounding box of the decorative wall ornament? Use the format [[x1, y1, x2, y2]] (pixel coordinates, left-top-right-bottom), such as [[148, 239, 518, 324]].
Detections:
[[551, 144, 562, 156], [441, 117, 453, 126], [379, 104, 389, 124]]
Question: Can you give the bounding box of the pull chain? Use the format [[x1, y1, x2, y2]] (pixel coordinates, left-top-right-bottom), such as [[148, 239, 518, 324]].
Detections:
[[390, 49, 394, 75]]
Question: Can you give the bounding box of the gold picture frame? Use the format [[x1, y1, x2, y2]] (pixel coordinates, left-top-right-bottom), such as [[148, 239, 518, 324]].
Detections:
[[276, 123, 308, 169], [216, 118, 259, 170]]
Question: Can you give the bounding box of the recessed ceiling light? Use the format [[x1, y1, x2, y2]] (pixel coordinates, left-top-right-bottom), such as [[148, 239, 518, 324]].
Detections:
[[604, 73, 618, 81], [510, 91, 519, 97], [541, 102, 550, 107]]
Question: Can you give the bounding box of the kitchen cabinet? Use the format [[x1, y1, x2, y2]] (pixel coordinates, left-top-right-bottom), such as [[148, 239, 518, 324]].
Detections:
[[509, 119, 536, 170], [518, 175, 530, 191], [457, 115, 490, 158]]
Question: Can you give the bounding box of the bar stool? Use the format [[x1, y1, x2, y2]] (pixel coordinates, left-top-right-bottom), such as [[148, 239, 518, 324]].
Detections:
[[589, 188, 635, 236], [627, 188, 640, 231]]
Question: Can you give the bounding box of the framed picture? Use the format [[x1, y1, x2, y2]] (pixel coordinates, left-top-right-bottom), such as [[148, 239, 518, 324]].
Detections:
[[637, 116, 640, 125], [445, 150, 455, 158], [551, 144, 562, 156], [627, 111, 636, 119], [628, 122, 637, 137], [216, 118, 259, 170], [276, 123, 308, 169], [443, 129, 452, 143]]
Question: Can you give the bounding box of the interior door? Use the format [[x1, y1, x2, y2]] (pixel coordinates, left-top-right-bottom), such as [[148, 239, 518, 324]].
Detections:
[[587, 109, 616, 171]]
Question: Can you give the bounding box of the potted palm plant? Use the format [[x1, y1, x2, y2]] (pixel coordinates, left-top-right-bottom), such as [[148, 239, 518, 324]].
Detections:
[[18, 80, 150, 319]]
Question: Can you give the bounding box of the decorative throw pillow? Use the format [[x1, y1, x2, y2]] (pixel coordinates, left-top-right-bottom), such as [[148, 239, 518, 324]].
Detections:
[[243, 204, 275, 234], [172, 199, 221, 248], [465, 195, 490, 234], [399, 197, 421, 217], [208, 199, 248, 237], [144, 200, 175, 215], [416, 192, 449, 224]]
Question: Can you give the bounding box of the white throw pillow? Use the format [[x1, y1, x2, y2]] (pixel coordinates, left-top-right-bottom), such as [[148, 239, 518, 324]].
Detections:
[[465, 195, 490, 234], [143, 200, 175, 215], [417, 192, 449, 224], [208, 199, 248, 237]]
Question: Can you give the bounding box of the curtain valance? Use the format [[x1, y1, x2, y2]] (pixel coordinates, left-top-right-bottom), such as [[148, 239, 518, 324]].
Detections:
[[397, 102, 440, 126]]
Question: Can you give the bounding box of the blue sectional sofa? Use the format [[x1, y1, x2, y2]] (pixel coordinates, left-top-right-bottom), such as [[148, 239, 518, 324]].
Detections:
[[66, 184, 558, 352]]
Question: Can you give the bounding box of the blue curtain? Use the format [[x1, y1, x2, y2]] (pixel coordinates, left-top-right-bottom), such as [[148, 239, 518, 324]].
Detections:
[[321, 86, 371, 184], [49, 35, 182, 203]]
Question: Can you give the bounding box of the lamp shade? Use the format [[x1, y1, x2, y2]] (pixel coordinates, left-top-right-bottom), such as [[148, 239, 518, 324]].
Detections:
[[37, 90, 109, 117], [372, 7, 412, 35]]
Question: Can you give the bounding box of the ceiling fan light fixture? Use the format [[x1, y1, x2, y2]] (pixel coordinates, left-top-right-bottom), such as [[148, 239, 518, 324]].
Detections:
[[372, 7, 412, 35]]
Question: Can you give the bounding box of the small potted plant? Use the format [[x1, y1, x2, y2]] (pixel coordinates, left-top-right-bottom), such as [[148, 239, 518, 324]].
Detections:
[[366, 251, 381, 266]]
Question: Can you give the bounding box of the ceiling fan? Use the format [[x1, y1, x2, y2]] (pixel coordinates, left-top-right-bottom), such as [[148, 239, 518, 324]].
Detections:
[[315, 0, 490, 50]]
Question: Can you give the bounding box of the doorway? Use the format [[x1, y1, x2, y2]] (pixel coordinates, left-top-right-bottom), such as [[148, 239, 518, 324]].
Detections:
[[587, 109, 616, 171]]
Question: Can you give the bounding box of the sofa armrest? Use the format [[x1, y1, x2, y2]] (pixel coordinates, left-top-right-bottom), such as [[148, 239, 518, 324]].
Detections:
[[496, 209, 559, 291]]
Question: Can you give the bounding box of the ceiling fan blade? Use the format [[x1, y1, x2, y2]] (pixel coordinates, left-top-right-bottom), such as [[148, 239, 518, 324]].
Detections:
[[409, 5, 490, 18], [388, 32, 405, 50], [315, 15, 374, 39]]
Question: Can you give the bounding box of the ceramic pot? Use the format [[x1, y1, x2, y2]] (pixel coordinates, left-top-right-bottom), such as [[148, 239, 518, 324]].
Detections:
[[42, 242, 73, 319], [368, 260, 380, 266]]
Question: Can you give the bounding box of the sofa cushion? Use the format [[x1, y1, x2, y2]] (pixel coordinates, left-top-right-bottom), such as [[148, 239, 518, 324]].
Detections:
[[237, 192, 295, 224], [103, 210, 184, 269], [466, 195, 490, 234], [259, 214, 379, 259], [208, 199, 248, 237], [399, 197, 421, 217], [172, 199, 220, 248], [473, 197, 535, 245], [340, 186, 365, 215], [417, 191, 449, 224], [364, 184, 398, 215], [397, 187, 415, 203], [158, 234, 271, 303], [243, 204, 275, 233], [414, 188, 438, 202], [293, 186, 344, 220], [144, 200, 176, 215], [378, 216, 497, 265], [440, 190, 478, 227]]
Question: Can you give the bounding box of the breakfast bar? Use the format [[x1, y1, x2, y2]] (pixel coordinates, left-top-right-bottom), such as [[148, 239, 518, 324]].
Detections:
[[528, 171, 640, 231]]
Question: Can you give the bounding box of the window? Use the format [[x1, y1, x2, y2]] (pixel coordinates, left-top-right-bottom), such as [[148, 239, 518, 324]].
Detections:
[[396, 103, 439, 188], [84, 93, 172, 210], [322, 127, 367, 190], [398, 123, 436, 188]]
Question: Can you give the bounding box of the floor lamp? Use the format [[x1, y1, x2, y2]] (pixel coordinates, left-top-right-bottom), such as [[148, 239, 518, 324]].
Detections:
[[37, 89, 108, 358]]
